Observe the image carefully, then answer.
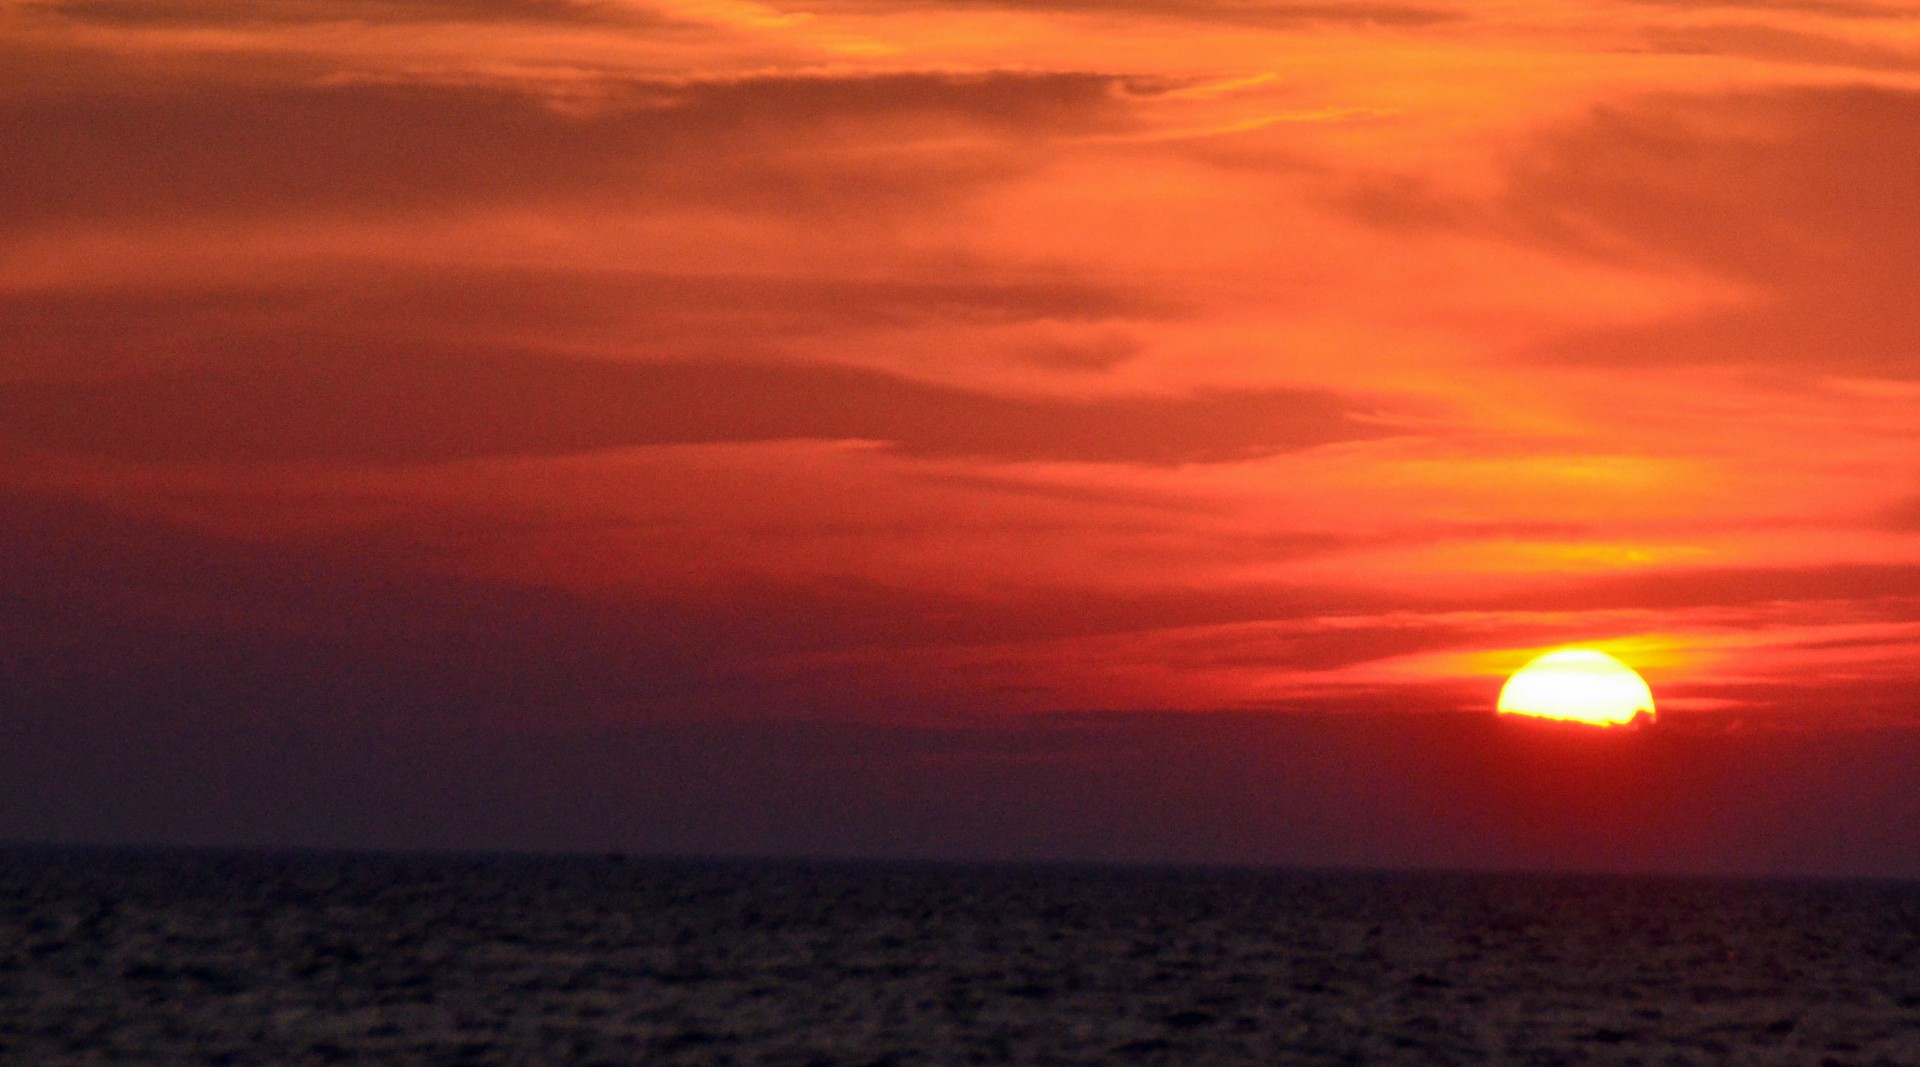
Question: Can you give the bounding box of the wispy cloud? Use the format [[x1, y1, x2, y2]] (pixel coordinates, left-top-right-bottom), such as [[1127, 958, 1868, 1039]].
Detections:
[[3, 0, 1920, 748]]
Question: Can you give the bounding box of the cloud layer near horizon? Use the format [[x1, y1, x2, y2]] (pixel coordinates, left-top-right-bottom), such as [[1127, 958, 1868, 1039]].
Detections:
[[3, 0, 1920, 865]]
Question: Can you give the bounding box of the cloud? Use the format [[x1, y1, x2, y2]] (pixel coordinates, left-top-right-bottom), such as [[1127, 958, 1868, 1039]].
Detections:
[[0, 70, 1156, 235], [1516, 562, 1920, 613], [0, 269, 1177, 379], [1881, 496, 1920, 532], [1499, 86, 1920, 377], [1340, 85, 1920, 377], [1641, 23, 1920, 71], [0, 491, 1022, 729], [805, 0, 1457, 27], [0, 349, 1390, 465], [1625, 0, 1913, 19], [0, 491, 1390, 738], [33, 0, 668, 26]]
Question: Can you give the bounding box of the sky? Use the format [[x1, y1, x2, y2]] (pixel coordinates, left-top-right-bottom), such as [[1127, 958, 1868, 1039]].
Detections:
[[4, 0, 1920, 874]]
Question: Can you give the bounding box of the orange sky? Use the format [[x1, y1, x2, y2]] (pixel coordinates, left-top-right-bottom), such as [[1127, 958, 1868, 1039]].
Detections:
[[4, 0, 1920, 865]]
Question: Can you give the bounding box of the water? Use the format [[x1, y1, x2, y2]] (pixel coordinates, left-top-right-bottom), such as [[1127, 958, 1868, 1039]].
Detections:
[[3, 850, 1918, 1064]]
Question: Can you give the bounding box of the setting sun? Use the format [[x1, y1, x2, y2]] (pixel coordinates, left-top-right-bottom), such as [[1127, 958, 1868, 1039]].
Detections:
[[1497, 649, 1655, 728]]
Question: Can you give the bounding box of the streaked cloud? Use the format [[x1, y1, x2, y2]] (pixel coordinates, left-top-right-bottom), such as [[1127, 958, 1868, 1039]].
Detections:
[[4, 0, 1920, 762], [0, 351, 1391, 464]]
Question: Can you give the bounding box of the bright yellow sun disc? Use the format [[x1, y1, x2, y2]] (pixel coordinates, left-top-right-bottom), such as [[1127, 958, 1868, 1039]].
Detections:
[[1497, 649, 1654, 727]]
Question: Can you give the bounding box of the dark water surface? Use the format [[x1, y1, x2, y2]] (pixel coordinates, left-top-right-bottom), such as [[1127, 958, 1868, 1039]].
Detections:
[[3, 850, 1919, 1065]]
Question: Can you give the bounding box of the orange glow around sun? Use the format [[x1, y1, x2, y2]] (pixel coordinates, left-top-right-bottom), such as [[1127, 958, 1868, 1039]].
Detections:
[[1497, 649, 1655, 728]]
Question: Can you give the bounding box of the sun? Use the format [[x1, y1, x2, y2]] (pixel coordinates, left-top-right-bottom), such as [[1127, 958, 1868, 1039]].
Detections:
[[1497, 648, 1654, 727]]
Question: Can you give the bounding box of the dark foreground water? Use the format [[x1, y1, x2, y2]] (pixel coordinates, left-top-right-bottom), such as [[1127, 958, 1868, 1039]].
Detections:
[[3, 851, 1919, 1065]]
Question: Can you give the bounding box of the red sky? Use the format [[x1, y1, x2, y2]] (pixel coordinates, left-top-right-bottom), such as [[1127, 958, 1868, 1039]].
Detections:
[[4, 0, 1920, 872]]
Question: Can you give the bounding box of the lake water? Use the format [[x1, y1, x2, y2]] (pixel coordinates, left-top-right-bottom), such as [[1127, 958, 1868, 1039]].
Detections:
[[3, 850, 1918, 1064]]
